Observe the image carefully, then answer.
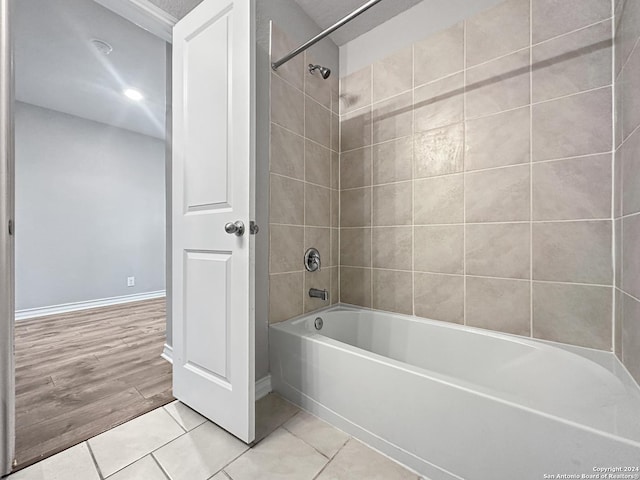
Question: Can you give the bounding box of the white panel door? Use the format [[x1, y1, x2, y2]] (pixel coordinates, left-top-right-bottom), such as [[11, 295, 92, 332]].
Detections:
[[172, 0, 255, 443]]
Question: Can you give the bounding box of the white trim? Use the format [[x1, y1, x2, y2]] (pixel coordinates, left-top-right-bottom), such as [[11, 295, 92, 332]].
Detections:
[[255, 375, 272, 400], [161, 343, 173, 363], [15, 290, 166, 320], [93, 0, 177, 43], [160, 347, 271, 402]]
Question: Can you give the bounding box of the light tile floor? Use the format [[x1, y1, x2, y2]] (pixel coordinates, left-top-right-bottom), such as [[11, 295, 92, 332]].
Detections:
[[9, 394, 423, 480]]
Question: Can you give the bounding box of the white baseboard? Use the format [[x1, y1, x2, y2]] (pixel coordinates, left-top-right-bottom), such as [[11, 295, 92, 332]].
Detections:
[[161, 343, 173, 363], [15, 290, 166, 320], [160, 347, 271, 400], [256, 375, 272, 400]]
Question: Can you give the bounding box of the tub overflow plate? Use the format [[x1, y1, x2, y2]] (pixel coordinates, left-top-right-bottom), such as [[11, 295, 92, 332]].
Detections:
[[314, 317, 323, 330]]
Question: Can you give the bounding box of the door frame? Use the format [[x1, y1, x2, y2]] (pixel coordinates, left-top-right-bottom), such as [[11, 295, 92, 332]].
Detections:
[[0, 0, 176, 474]]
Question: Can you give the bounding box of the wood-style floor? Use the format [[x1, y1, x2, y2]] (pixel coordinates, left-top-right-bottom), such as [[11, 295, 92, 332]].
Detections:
[[14, 298, 173, 470]]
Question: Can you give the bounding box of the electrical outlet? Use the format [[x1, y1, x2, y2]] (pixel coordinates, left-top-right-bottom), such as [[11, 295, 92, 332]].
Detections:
[[127, 276, 135, 287]]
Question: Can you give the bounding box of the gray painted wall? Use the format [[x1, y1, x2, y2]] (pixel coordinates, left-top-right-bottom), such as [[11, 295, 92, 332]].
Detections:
[[255, 0, 339, 380], [15, 102, 166, 311]]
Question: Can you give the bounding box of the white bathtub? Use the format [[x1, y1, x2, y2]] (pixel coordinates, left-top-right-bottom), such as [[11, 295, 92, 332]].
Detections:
[[269, 306, 640, 480]]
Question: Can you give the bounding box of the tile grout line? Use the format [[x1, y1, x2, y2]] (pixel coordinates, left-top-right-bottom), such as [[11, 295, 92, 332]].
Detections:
[[370, 65, 374, 309], [529, 0, 534, 339], [149, 452, 172, 480], [412, 39, 416, 317], [85, 441, 105, 480], [463, 19, 468, 326], [611, 0, 618, 355]]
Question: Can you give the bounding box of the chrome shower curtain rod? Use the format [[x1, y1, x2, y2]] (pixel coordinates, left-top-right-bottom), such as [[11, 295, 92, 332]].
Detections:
[[271, 0, 384, 71]]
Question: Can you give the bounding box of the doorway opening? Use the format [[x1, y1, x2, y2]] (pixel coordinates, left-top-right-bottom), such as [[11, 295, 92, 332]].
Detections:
[[12, 0, 171, 469]]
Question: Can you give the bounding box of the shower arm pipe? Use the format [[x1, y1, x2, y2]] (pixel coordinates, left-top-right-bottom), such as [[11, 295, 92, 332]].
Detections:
[[271, 0, 384, 71]]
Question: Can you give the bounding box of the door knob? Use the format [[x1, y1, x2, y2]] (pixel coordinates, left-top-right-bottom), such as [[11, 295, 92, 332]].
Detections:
[[225, 221, 245, 236]]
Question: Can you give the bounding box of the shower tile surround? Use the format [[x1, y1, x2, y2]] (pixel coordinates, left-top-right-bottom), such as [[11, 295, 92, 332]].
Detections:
[[615, 0, 640, 383], [339, 0, 617, 351], [268, 24, 340, 323]]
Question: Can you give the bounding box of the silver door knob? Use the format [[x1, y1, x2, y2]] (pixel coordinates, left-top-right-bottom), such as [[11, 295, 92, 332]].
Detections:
[[225, 221, 245, 236]]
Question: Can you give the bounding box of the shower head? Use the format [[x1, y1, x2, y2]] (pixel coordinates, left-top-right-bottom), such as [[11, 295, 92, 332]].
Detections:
[[308, 64, 331, 80]]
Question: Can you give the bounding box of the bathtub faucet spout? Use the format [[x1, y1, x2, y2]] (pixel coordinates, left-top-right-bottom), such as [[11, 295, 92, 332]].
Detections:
[[309, 288, 329, 301]]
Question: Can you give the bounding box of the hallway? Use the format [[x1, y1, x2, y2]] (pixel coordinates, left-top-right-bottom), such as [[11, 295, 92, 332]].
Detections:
[[14, 298, 172, 469]]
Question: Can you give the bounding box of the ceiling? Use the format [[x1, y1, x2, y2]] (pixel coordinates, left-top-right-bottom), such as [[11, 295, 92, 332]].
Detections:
[[293, 0, 422, 46], [15, 0, 166, 139]]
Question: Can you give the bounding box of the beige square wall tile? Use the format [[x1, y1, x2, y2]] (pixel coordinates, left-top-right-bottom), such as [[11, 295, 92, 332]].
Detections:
[[341, 106, 372, 152], [305, 140, 331, 188], [304, 268, 331, 312], [465, 165, 530, 222], [373, 137, 413, 184], [465, 107, 530, 171], [414, 174, 464, 225], [623, 214, 640, 299], [372, 182, 413, 226], [532, 154, 612, 221], [330, 227, 339, 267], [532, 0, 612, 44], [270, 174, 304, 225], [340, 147, 372, 189], [340, 267, 372, 307], [340, 66, 372, 114], [466, 223, 531, 279], [271, 73, 304, 136], [622, 293, 640, 383], [305, 53, 332, 109], [533, 282, 612, 350], [330, 266, 339, 305], [340, 187, 371, 227], [372, 91, 413, 144], [305, 97, 331, 148], [414, 123, 464, 179], [615, 288, 623, 360], [340, 228, 371, 267], [466, 276, 531, 336], [372, 269, 413, 315], [372, 227, 413, 270], [533, 221, 613, 284], [305, 227, 331, 264], [466, 49, 531, 119], [622, 127, 640, 216], [621, 39, 640, 140], [305, 184, 331, 227], [331, 113, 340, 153], [270, 225, 304, 274], [414, 72, 464, 133], [373, 46, 413, 103], [532, 87, 612, 161], [414, 22, 464, 86], [331, 151, 339, 190], [331, 188, 339, 228], [414, 273, 464, 324], [532, 20, 612, 103], [271, 24, 304, 91], [414, 225, 464, 274], [466, 0, 530, 67], [269, 272, 303, 323], [271, 123, 304, 180]]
